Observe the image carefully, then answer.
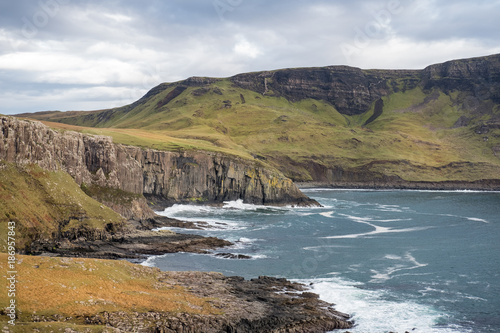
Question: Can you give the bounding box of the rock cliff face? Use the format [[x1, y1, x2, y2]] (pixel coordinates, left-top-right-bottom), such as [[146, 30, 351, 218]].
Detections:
[[231, 66, 420, 115], [422, 54, 500, 98], [230, 54, 500, 115], [0, 116, 316, 214]]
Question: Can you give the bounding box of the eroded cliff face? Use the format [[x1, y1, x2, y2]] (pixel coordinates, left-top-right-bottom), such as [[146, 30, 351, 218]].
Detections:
[[230, 66, 421, 115], [230, 54, 500, 116], [0, 117, 315, 217]]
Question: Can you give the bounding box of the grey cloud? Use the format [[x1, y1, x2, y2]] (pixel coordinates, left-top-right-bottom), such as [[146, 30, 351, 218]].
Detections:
[[1, 0, 499, 114]]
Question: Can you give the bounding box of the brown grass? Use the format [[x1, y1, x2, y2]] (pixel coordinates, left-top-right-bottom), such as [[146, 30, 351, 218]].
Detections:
[[0, 254, 219, 323]]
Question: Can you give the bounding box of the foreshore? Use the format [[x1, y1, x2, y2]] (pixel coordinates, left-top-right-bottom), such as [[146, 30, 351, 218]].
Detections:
[[6, 214, 354, 332]]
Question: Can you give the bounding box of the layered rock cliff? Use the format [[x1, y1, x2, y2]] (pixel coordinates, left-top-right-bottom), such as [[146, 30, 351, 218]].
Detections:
[[230, 54, 500, 116], [16, 54, 500, 189], [0, 116, 316, 217]]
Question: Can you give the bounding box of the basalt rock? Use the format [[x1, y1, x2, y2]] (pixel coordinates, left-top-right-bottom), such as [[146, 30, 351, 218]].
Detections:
[[85, 273, 353, 333], [0, 116, 317, 218], [230, 66, 417, 116], [230, 54, 500, 116]]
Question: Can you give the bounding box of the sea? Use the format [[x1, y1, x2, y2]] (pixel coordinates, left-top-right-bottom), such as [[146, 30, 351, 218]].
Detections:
[[142, 189, 500, 333]]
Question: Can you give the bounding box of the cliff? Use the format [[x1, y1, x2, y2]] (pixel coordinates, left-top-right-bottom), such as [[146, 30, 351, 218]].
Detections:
[[18, 54, 500, 188], [230, 54, 500, 116], [231, 66, 420, 115], [0, 116, 316, 214]]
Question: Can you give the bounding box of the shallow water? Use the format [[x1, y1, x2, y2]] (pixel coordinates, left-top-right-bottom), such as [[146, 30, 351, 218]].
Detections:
[[145, 189, 500, 333]]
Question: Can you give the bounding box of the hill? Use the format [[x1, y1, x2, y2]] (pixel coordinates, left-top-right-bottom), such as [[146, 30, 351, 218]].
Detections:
[[21, 54, 500, 187]]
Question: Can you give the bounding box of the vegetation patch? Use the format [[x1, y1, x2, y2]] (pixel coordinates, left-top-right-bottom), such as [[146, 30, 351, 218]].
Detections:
[[0, 163, 124, 252], [0, 254, 219, 331]]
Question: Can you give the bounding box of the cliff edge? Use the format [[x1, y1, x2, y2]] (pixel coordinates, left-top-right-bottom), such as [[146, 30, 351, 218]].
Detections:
[[0, 116, 317, 212]]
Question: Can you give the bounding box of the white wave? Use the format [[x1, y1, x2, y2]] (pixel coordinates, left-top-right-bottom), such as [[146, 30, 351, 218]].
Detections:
[[158, 204, 215, 216], [223, 199, 293, 212], [323, 225, 429, 239], [323, 213, 429, 239], [156, 205, 249, 231], [466, 217, 489, 223], [303, 244, 353, 251], [436, 213, 490, 224], [373, 204, 404, 212], [140, 253, 169, 267], [319, 211, 335, 218], [297, 212, 316, 216], [301, 277, 466, 333], [223, 199, 263, 210], [370, 218, 413, 223], [238, 237, 258, 243], [384, 254, 402, 260], [250, 254, 269, 260], [370, 252, 428, 283]]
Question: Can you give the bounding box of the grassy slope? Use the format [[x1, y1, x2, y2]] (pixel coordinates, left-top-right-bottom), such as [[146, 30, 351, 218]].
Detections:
[[25, 79, 500, 182], [0, 163, 125, 252], [0, 253, 219, 332]]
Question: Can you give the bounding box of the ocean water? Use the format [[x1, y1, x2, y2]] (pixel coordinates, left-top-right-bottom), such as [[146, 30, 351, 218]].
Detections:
[[145, 189, 500, 333]]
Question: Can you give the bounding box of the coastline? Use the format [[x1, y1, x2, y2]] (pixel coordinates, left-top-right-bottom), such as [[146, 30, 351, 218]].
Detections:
[[296, 179, 500, 191], [8, 213, 354, 332], [5, 253, 353, 332]]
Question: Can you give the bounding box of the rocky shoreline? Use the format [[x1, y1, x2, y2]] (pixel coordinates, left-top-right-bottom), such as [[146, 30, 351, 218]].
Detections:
[[87, 273, 353, 333], [13, 214, 355, 332], [34, 215, 233, 260]]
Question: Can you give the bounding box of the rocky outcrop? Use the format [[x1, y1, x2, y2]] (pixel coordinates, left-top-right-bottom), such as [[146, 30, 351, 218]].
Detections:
[[230, 66, 420, 115], [85, 273, 353, 333], [421, 54, 500, 100], [0, 116, 317, 214], [230, 54, 500, 116], [49, 227, 233, 260]]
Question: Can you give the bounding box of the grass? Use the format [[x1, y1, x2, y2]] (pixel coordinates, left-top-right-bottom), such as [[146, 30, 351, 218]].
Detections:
[[0, 254, 220, 331], [22, 79, 500, 183], [0, 163, 125, 252]]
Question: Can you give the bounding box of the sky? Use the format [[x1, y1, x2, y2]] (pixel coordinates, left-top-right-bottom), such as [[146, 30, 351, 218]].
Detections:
[[1, 0, 499, 115]]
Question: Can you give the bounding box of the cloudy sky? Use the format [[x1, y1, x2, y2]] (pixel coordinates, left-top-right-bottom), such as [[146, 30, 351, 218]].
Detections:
[[1, 0, 499, 115]]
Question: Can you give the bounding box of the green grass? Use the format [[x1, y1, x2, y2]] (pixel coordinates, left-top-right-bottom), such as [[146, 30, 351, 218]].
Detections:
[[0, 163, 125, 252], [24, 79, 500, 183]]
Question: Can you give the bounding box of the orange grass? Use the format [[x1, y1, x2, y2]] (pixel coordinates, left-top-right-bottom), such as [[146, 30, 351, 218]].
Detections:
[[0, 254, 219, 320]]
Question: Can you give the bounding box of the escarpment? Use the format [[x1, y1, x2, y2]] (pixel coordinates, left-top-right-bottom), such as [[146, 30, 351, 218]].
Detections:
[[0, 116, 317, 217], [15, 54, 500, 189], [230, 54, 500, 116]]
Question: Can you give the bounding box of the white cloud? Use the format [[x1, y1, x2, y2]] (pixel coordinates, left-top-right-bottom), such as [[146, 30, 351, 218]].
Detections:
[[102, 13, 134, 23], [1, 0, 500, 114], [342, 36, 500, 69], [233, 35, 262, 59], [0, 85, 146, 113]]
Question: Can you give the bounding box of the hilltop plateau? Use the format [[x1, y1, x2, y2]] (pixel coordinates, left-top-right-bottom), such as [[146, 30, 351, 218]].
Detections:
[[22, 54, 500, 188]]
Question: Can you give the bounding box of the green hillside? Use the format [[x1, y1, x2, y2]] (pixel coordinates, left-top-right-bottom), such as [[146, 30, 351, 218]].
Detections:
[[22, 55, 500, 184], [0, 163, 125, 252]]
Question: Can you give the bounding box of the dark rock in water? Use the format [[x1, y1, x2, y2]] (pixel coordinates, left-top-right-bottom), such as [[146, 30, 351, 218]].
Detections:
[[215, 252, 252, 259], [46, 228, 233, 260]]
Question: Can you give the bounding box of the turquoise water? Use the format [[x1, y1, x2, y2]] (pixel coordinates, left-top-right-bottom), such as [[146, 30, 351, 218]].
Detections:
[[145, 189, 500, 333]]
